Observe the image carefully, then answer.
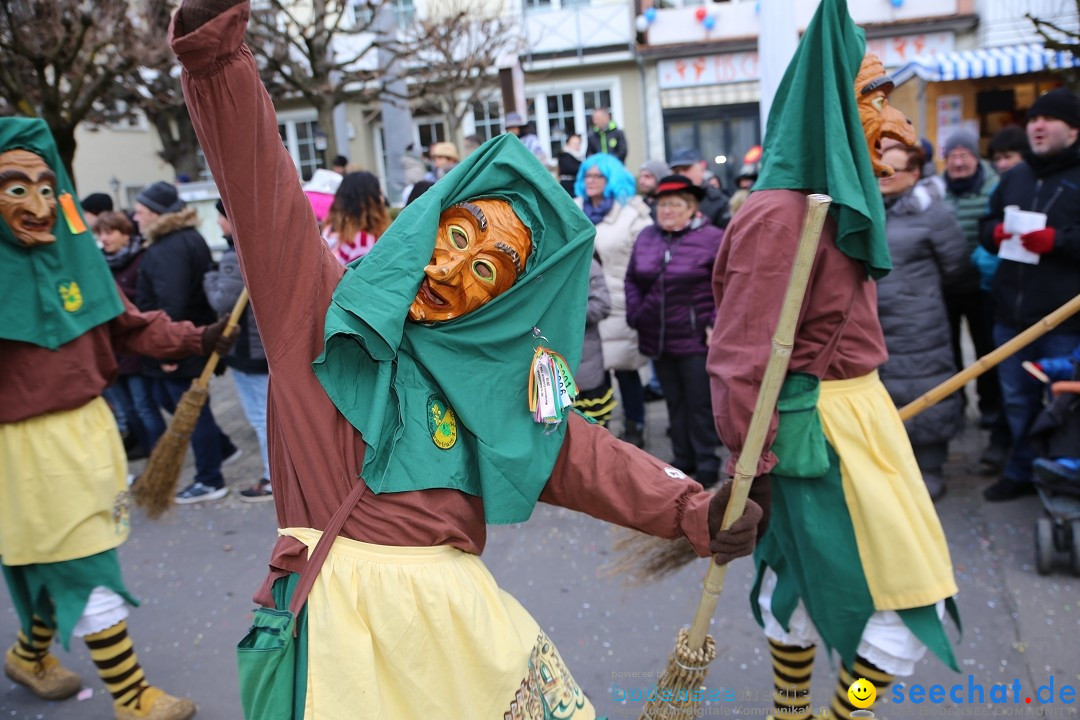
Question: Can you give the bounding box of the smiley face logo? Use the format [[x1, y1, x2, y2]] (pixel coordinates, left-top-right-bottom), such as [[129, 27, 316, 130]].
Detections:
[[848, 678, 876, 709]]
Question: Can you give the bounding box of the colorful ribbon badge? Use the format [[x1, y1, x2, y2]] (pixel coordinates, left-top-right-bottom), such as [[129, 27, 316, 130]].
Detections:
[[528, 346, 578, 426]]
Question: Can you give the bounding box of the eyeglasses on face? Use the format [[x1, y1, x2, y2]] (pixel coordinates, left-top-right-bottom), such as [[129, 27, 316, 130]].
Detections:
[[584, 172, 606, 180]]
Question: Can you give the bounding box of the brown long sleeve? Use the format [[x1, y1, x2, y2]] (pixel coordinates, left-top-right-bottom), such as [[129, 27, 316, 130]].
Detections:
[[171, 4, 715, 579], [542, 413, 714, 558], [707, 190, 888, 476], [1, 291, 204, 424]]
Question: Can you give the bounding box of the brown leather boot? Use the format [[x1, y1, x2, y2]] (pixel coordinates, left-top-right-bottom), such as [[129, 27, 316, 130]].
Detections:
[[3, 645, 82, 700]]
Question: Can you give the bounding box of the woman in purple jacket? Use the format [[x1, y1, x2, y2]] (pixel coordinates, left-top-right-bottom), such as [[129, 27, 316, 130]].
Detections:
[[625, 175, 724, 487]]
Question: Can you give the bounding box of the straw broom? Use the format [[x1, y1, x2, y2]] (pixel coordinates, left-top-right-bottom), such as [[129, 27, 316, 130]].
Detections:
[[639, 194, 833, 720], [134, 288, 249, 519]]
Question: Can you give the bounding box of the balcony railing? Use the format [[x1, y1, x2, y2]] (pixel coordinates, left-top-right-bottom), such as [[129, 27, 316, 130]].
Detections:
[[979, 0, 1080, 47], [643, 0, 961, 47], [523, 2, 633, 56]]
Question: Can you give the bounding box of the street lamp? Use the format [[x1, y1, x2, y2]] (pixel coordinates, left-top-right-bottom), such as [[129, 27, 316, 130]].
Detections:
[[109, 176, 121, 209]]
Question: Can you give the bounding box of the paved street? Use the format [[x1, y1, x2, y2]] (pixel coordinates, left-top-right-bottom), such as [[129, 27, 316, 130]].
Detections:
[[2, 373, 1077, 719]]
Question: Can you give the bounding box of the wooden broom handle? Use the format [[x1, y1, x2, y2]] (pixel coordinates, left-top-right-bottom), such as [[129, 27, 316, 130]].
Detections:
[[898, 292, 1080, 421], [686, 194, 833, 650], [194, 288, 249, 390]]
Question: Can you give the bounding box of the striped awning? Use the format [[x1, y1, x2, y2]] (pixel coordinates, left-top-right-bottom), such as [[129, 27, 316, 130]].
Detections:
[[660, 81, 759, 109], [893, 44, 1079, 84]]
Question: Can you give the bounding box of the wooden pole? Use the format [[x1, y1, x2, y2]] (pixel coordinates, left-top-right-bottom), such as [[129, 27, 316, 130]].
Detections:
[[898, 293, 1080, 421]]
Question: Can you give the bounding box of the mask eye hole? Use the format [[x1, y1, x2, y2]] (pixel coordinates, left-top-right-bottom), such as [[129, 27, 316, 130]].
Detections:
[[871, 96, 886, 111], [39, 185, 54, 199], [449, 225, 469, 250], [472, 260, 496, 285], [3, 183, 28, 198]]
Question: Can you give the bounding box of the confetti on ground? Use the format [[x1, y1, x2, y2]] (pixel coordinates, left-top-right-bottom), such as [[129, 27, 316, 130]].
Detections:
[[77, 688, 93, 701]]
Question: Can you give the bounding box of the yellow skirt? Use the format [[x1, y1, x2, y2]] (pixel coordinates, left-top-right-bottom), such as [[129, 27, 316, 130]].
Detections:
[[0, 397, 129, 566], [818, 372, 957, 610], [280, 528, 596, 720]]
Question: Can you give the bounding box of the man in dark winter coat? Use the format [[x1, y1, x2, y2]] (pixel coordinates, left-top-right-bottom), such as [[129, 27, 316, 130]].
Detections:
[[586, 108, 628, 164], [980, 88, 1080, 501], [203, 200, 272, 501], [134, 181, 238, 503], [669, 147, 731, 229]]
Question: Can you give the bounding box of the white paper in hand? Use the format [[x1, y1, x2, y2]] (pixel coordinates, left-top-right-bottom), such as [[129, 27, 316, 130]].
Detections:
[[1000, 205, 1045, 265]]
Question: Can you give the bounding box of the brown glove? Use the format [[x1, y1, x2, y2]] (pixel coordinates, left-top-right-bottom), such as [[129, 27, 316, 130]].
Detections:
[[176, 0, 245, 35], [749, 474, 772, 540], [200, 316, 239, 357], [707, 480, 763, 566]]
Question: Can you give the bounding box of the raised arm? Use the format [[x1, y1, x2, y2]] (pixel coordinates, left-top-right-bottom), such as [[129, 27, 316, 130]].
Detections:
[[170, 1, 343, 362]]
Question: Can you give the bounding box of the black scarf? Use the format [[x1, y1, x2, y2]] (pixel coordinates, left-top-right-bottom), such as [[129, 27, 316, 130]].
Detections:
[[1024, 137, 1080, 178], [945, 161, 985, 197]]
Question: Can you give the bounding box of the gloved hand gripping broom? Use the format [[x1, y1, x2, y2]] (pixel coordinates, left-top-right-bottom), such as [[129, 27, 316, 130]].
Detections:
[[133, 288, 249, 518]]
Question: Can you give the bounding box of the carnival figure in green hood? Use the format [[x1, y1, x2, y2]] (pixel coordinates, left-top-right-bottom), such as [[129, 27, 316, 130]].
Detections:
[[169, 1, 766, 718], [707, 1, 960, 719], [0, 117, 242, 720]]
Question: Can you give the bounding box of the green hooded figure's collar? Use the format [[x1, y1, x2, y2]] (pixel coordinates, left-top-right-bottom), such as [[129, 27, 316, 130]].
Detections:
[[752, 0, 892, 280], [0, 118, 123, 349], [313, 134, 596, 524]]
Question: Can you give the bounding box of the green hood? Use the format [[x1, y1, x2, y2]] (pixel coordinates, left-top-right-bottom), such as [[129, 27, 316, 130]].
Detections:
[[0, 117, 123, 349], [313, 134, 596, 524], [752, 0, 892, 279]]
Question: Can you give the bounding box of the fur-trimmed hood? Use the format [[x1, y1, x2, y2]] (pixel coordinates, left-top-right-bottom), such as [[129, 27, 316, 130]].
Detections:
[[141, 207, 201, 245]]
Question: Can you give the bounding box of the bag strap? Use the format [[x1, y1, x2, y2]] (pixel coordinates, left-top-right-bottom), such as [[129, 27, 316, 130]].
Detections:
[[287, 476, 368, 628]]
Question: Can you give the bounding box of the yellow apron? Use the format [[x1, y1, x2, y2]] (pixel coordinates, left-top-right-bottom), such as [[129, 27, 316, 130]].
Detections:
[[280, 528, 596, 720], [818, 372, 957, 610], [0, 397, 130, 566]]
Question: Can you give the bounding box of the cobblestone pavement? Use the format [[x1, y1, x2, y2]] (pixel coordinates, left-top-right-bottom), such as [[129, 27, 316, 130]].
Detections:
[[1, 374, 1077, 719]]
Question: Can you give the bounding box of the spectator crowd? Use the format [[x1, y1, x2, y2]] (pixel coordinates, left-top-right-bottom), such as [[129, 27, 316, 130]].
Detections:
[[83, 89, 1080, 510]]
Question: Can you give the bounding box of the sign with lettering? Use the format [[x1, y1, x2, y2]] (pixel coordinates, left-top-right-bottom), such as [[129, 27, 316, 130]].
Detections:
[[658, 32, 954, 89]]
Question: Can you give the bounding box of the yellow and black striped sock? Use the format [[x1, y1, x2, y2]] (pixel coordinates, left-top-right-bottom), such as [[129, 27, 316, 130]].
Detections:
[[84, 621, 148, 707], [12, 617, 56, 662], [769, 638, 815, 718], [830, 656, 894, 720]]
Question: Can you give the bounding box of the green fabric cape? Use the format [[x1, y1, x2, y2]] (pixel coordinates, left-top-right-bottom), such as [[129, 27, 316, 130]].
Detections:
[[752, 0, 892, 279], [0, 118, 123, 349], [313, 134, 595, 524]]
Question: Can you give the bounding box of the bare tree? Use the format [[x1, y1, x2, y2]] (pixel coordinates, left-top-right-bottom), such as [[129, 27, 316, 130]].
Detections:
[[408, 0, 524, 144], [120, 0, 204, 181], [1028, 1, 1080, 90], [245, 0, 409, 163], [0, 0, 138, 182]]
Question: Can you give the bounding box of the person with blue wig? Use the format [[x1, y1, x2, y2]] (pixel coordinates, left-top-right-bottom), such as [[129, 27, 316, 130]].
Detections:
[[574, 154, 654, 447]]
